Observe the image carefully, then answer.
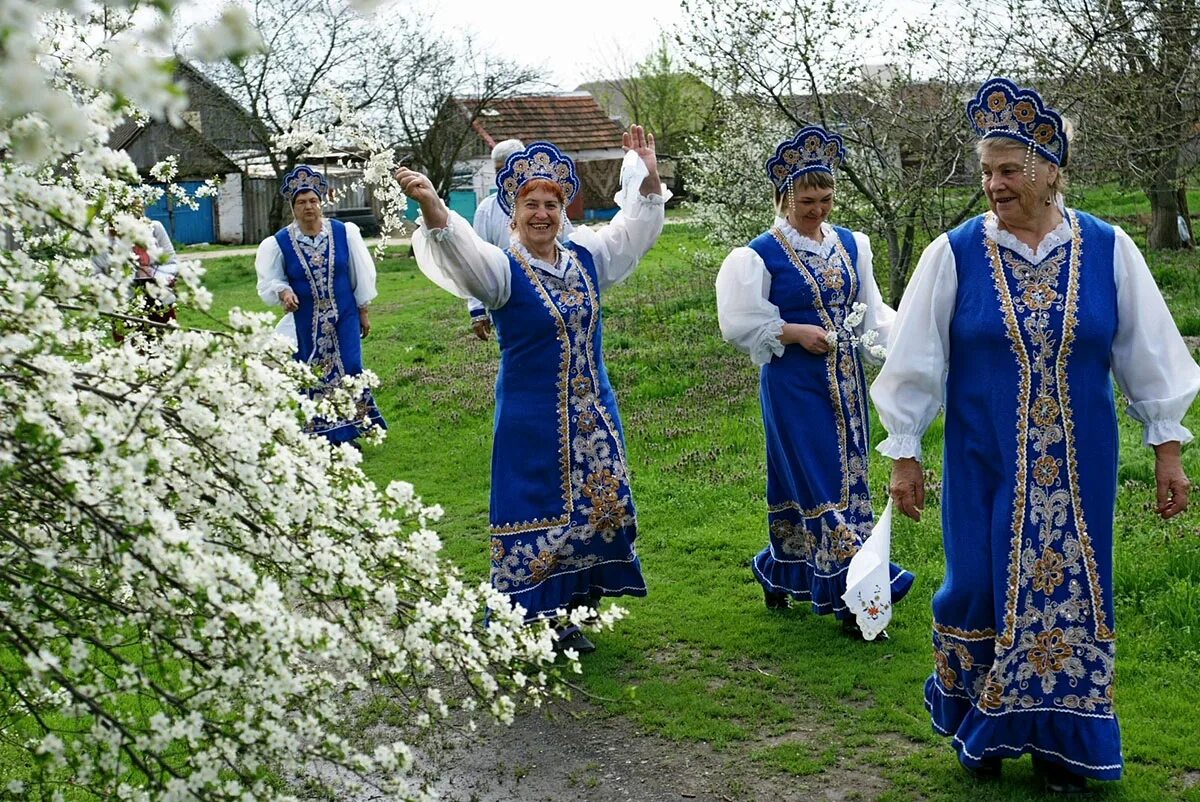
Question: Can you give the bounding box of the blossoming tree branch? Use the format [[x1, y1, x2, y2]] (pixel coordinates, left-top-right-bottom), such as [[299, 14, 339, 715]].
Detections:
[[0, 2, 611, 800]]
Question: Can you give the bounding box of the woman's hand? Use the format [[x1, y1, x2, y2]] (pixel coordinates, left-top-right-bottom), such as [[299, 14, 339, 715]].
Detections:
[[890, 457, 925, 521], [622, 124, 661, 196], [782, 323, 831, 355], [359, 306, 371, 339], [394, 167, 449, 230], [1154, 441, 1190, 519], [278, 288, 299, 312]]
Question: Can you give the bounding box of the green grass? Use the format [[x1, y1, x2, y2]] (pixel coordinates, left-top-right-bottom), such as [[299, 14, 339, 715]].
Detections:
[[175, 199, 1200, 801]]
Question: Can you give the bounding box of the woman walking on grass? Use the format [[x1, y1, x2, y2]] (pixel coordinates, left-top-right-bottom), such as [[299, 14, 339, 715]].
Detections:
[[872, 77, 1199, 793], [396, 126, 668, 654], [715, 124, 914, 640]]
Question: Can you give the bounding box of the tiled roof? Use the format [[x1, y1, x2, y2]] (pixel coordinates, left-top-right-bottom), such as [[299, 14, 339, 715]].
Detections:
[[459, 93, 624, 153]]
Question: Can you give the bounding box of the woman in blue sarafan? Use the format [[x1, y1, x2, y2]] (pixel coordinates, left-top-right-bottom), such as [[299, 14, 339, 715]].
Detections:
[[872, 78, 1200, 792], [715, 126, 914, 639], [255, 165, 387, 444], [397, 127, 668, 653]]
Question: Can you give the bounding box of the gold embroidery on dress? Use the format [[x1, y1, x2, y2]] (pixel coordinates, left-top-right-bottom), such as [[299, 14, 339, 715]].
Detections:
[[767, 228, 867, 519], [980, 210, 1116, 717], [490, 248, 637, 589]]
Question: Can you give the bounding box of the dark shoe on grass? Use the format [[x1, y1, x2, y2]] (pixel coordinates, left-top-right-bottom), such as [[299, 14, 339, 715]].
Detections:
[[1033, 756, 1090, 794], [959, 755, 1002, 780], [554, 629, 596, 655], [763, 589, 790, 610], [841, 616, 889, 641]]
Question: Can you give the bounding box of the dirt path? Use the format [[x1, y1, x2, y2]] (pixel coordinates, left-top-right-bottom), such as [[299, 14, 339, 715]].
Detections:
[[414, 699, 896, 802]]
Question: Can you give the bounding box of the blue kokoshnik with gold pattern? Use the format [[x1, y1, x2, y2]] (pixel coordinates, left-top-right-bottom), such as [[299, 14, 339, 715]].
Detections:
[[486, 242, 646, 621], [275, 219, 386, 444], [748, 226, 914, 616], [931, 210, 1121, 779]]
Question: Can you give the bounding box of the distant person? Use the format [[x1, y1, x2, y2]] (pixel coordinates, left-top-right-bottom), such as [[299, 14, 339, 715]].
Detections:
[[466, 138, 574, 340], [255, 165, 386, 445], [872, 77, 1200, 792], [92, 200, 180, 341], [715, 124, 913, 639], [396, 127, 666, 653]]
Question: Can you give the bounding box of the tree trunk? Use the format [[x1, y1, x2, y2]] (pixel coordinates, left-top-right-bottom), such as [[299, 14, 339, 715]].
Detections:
[[1178, 185, 1194, 249], [885, 226, 905, 306], [268, 192, 287, 235], [1146, 144, 1184, 250]]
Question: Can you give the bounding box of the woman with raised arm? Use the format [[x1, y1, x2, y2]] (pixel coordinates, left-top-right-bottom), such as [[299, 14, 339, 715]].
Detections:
[[871, 78, 1199, 792], [715, 125, 913, 639], [396, 127, 668, 653]]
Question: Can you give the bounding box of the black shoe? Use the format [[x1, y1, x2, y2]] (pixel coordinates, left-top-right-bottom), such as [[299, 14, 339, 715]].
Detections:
[[960, 755, 1002, 779], [763, 589, 790, 609], [841, 617, 889, 641], [1033, 756, 1090, 794], [554, 629, 596, 654]]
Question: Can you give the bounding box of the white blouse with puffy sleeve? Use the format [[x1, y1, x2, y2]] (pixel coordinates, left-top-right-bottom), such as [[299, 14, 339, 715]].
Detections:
[[715, 217, 895, 366], [870, 213, 1200, 461], [411, 150, 669, 308], [254, 220, 378, 309]]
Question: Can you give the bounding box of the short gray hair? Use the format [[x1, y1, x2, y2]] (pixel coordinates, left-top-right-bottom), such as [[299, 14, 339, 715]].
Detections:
[[492, 139, 524, 167]]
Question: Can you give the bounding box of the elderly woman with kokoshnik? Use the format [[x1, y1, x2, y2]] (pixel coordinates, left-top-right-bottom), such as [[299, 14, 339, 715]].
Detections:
[[395, 126, 667, 654], [715, 125, 914, 639], [255, 165, 386, 444], [871, 78, 1200, 792]]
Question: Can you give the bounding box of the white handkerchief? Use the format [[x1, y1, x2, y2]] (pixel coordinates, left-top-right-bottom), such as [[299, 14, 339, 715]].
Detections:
[[276, 312, 298, 348], [841, 499, 894, 640]]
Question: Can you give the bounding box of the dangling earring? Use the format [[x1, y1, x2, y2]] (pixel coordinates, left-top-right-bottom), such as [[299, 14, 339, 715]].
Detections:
[[509, 216, 517, 231]]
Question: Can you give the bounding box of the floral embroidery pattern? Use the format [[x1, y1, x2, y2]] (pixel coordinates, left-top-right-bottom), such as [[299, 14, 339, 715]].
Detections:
[[971, 210, 1116, 718], [764, 228, 874, 580], [490, 247, 637, 592]]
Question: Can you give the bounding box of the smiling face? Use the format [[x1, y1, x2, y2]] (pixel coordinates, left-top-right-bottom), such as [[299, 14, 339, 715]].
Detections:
[[778, 172, 835, 239], [513, 181, 564, 253], [979, 141, 1057, 230]]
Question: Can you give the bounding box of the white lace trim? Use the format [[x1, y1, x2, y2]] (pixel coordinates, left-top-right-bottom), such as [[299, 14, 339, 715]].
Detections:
[[984, 199, 1072, 264], [774, 216, 835, 257], [509, 240, 569, 279]]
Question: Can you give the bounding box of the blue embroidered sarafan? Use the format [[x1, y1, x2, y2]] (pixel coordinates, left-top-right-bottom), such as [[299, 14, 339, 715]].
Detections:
[[765, 125, 847, 190], [495, 142, 580, 217], [966, 78, 1068, 166], [280, 164, 329, 202]]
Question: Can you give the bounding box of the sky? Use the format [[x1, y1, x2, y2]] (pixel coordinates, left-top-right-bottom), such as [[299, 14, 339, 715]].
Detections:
[[410, 0, 686, 91], [411, 0, 948, 91]]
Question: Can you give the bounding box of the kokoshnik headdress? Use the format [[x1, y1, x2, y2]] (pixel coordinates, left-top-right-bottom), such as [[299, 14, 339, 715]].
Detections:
[[280, 165, 329, 203], [495, 141, 580, 218], [967, 78, 1068, 181], [766, 125, 847, 190]]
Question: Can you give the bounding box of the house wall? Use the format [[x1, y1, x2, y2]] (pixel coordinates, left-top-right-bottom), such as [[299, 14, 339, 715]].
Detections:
[[217, 172, 244, 244]]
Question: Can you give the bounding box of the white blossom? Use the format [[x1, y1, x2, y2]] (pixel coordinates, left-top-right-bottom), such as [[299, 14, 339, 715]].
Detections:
[[0, 3, 604, 801]]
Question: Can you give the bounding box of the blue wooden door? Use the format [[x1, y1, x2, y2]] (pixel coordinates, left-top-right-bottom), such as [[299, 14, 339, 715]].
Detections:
[[448, 190, 477, 221], [146, 181, 215, 244]]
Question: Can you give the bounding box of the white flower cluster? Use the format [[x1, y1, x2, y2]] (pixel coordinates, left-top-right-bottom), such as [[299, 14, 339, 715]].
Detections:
[[826, 302, 887, 360], [0, 3, 602, 801]]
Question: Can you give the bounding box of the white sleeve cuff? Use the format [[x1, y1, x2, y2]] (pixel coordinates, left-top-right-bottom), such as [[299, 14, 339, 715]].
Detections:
[[876, 433, 923, 461], [751, 320, 786, 366], [1142, 420, 1194, 447]]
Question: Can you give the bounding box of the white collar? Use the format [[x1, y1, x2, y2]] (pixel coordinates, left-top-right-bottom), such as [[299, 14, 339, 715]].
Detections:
[[774, 216, 836, 257], [291, 219, 329, 246], [984, 199, 1072, 264], [510, 240, 569, 279]]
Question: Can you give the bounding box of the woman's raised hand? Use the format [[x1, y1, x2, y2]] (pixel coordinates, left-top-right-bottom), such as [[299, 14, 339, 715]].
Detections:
[[394, 167, 449, 229], [622, 124, 662, 196]]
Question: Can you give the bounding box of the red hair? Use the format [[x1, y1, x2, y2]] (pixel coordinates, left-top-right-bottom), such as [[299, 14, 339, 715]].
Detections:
[[515, 178, 566, 204]]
